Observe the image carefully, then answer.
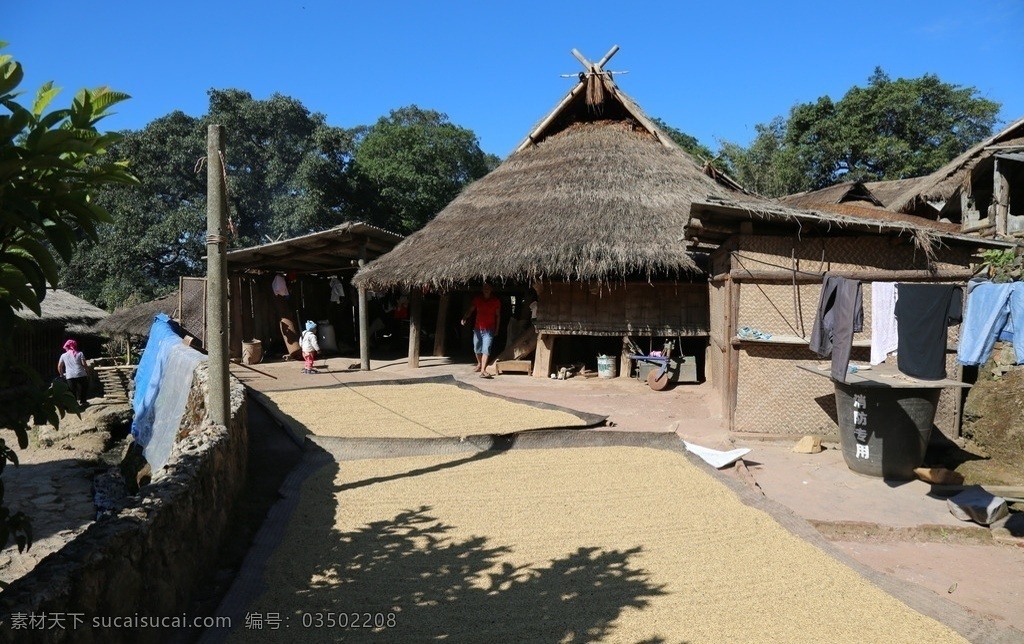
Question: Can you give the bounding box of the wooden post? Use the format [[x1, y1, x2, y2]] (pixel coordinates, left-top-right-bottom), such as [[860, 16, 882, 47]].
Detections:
[[357, 238, 370, 371], [994, 157, 1009, 236], [724, 261, 741, 432], [205, 124, 230, 426], [619, 337, 631, 379], [433, 293, 450, 357], [229, 275, 243, 361], [407, 289, 422, 368], [532, 332, 554, 378]]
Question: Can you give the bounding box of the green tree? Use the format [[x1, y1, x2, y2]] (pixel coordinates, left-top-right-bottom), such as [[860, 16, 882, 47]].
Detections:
[[350, 106, 499, 234], [0, 43, 137, 552], [721, 69, 1001, 197], [206, 89, 358, 245], [718, 117, 811, 197], [61, 90, 359, 308], [61, 111, 207, 307]]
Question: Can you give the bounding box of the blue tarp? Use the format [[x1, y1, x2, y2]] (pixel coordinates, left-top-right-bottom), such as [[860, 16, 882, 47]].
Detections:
[[131, 314, 206, 470]]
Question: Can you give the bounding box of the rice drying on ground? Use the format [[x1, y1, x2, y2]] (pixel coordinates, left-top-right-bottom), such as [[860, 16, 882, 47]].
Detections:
[[235, 446, 966, 644], [262, 382, 593, 439]]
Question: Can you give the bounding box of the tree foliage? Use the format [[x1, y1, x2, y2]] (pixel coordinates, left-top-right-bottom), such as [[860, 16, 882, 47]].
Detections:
[[61, 111, 207, 307], [207, 89, 358, 244], [1, 43, 137, 552], [720, 68, 1001, 197], [62, 98, 497, 308], [350, 106, 499, 234], [61, 90, 359, 307]]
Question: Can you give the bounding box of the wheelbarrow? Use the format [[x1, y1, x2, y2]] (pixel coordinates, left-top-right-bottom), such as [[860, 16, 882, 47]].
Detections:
[[629, 354, 676, 391]]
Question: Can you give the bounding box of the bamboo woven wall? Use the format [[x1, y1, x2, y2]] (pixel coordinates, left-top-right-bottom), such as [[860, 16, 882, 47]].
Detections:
[[734, 235, 977, 274], [536, 282, 709, 336], [734, 344, 853, 435], [729, 235, 971, 438], [734, 347, 960, 437]]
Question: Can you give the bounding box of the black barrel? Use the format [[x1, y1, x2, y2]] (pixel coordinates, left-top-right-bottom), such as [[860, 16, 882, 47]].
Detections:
[[834, 381, 940, 480]]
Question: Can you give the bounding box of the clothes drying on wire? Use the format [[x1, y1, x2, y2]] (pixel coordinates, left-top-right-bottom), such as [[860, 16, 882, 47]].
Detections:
[[870, 281, 899, 366], [329, 276, 345, 303], [958, 281, 1024, 366], [809, 275, 863, 383], [894, 284, 962, 380]]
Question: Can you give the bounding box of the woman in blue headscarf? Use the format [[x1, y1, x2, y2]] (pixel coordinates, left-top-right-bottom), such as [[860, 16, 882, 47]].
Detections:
[[57, 338, 90, 407]]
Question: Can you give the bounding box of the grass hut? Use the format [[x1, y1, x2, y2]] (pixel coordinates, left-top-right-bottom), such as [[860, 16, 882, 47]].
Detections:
[[686, 196, 1017, 438], [353, 47, 746, 377], [13, 289, 108, 380]]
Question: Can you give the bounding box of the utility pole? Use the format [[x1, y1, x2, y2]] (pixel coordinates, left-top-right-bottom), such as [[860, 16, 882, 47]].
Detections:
[[206, 124, 230, 425]]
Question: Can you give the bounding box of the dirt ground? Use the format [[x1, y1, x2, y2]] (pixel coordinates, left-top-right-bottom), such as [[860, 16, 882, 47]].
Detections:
[[2, 354, 1021, 642]]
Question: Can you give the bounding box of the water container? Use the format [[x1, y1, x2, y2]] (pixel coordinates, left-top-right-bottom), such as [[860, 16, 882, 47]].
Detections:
[[597, 355, 617, 379], [317, 321, 338, 352], [834, 381, 940, 480]]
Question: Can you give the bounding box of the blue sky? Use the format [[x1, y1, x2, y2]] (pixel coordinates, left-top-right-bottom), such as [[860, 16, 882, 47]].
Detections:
[[7, 1, 1024, 159]]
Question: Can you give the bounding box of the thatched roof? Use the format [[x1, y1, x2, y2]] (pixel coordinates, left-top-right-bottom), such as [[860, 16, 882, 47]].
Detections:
[[15, 289, 108, 333], [863, 178, 923, 207], [353, 49, 745, 291], [94, 293, 178, 337], [687, 196, 1016, 256], [227, 222, 402, 274], [888, 116, 1024, 214], [777, 182, 883, 209]]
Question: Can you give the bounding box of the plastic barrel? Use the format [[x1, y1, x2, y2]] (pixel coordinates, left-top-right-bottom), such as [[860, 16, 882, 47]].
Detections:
[[834, 381, 939, 480], [597, 355, 617, 379], [317, 321, 338, 352]]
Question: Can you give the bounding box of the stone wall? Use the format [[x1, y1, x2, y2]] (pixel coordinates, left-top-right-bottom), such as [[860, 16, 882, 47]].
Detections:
[[0, 364, 248, 643]]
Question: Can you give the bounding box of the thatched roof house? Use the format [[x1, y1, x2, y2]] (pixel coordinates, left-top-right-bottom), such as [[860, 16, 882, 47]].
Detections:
[[886, 116, 1024, 233], [686, 193, 1017, 438], [353, 47, 748, 376], [13, 289, 108, 378], [15, 289, 108, 332]]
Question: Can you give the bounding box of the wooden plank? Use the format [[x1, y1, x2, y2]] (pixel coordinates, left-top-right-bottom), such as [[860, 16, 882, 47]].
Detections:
[[929, 484, 1024, 502], [619, 336, 632, 379], [532, 332, 555, 378], [727, 274, 740, 431], [433, 293, 450, 357], [994, 157, 1009, 236], [495, 359, 532, 374]]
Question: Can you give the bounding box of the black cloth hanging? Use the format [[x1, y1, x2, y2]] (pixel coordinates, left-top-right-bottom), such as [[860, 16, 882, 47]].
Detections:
[[809, 275, 863, 382], [894, 284, 963, 380]]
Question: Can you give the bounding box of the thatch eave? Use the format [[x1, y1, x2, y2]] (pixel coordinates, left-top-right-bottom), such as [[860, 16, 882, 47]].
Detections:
[[94, 294, 178, 337], [688, 197, 1018, 256], [15, 289, 108, 330]]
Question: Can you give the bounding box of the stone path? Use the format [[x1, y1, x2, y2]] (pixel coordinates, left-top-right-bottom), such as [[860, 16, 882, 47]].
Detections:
[[0, 401, 132, 586]]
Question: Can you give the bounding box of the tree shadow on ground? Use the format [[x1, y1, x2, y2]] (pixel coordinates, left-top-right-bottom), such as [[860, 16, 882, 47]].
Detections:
[[290, 504, 668, 643]]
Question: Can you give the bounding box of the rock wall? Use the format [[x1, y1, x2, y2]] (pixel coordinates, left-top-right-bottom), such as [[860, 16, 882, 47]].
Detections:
[[0, 364, 248, 643]]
